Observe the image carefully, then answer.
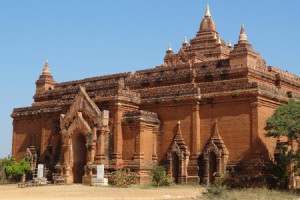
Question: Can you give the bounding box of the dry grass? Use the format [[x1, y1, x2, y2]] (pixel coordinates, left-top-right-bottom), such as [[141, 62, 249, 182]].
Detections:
[[200, 188, 300, 200], [0, 184, 203, 200], [0, 183, 299, 200]]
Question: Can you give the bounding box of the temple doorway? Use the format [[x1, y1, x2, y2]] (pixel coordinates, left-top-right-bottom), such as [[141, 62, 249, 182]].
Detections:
[[72, 132, 87, 183], [208, 152, 217, 184], [171, 152, 180, 183]]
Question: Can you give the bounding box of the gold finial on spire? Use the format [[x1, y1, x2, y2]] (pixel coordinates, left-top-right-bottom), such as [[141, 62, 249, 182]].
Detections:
[[168, 43, 172, 51], [184, 36, 188, 44], [42, 59, 51, 75], [228, 40, 232, 48], [238, 24, 248, 43], [205, 4, 211, 17]]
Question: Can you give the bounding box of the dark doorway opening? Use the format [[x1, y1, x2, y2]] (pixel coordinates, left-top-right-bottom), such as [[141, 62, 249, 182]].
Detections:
[[208, 152, 217, 184], [72, 133, 87, 183], [172, 152, 180, 183]]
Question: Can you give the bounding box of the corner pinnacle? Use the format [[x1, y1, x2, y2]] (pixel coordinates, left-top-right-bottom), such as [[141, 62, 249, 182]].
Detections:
[[42, 59, 51, 75], [238, 24, 248, 43], [228, 40, 232, 48], [183, 36, 188, 44]]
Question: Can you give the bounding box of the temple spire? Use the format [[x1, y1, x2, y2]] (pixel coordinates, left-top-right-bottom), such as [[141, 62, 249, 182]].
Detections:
[[238, 24, 248, 43], [228, 40, 232, 48], [183, 36, 188, 44], [182, 36, 189, 48], [175, 121, 184, 141], [42, 59, 51, 75], [212, 120, 221, 139], [205, 4, 211, 17], [168, 43, 172, 51], [35, 59, 55, 95], [198, 4, 216, 33], [176, 121, 182, 135]]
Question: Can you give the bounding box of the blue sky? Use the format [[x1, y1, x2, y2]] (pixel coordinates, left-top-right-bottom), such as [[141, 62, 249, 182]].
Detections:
[[0, 1, 299, 158]]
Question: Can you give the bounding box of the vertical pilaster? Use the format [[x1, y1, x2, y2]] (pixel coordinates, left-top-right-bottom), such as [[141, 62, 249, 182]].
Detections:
[[217, 156, 221, 174], [112, 103, 123, 163], [222, 155, 228, 173], [12, 121, 16, 157], [187, 102, 201, 183], [133, 124, 144, 163], [95, 129, 107, 163], [62, 130, 72, 183], [191, 102, 200, 156], [250, 101, 259, 147], [203, 156, 209, 184], [89, 126, 97, 163], [40, 119, 46, 154], [152, 127, 158, 162]]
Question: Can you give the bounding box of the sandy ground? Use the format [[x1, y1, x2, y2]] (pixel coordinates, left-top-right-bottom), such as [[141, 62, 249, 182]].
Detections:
[[0, 184, 204, 200]]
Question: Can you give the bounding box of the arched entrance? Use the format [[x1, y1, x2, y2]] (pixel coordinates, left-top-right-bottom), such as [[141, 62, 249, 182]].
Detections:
[[172, 152, 180, 183], [208, 152, 217, 184], [72, 132, 87, 183], [166, 122, 190, 184], [56, 86, 110, 185], [200, 121, 229, 185]]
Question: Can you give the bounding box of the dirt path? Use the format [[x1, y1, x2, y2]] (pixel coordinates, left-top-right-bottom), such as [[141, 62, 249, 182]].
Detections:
[[0, 184, 203, 200]]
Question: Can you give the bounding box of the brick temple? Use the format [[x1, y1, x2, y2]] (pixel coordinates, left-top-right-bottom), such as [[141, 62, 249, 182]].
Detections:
[[11, 5, 300, 185]]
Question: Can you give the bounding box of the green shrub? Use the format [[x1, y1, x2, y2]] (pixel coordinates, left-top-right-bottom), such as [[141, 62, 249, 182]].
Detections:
[[150, 165, 173, 187], [6, 157, 31, 175], [0, 173, 6, 184], [205, 177, 225, 197], [0, 157, 11, 183], [0, 156, 31, 183], [221, 168, 246, 189], [204, 170, 245, 199], [109, 163, 136, 187]]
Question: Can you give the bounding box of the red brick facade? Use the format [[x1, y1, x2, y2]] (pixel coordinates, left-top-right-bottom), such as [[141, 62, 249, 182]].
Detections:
[[11, 5, 300, 185]]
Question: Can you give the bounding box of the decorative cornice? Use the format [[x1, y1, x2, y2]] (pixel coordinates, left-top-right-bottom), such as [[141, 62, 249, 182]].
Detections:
[[123, 110, 160, 124]]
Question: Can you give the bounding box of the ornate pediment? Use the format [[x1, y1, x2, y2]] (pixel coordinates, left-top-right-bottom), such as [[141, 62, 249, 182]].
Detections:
[[61, 86, 108, 129], [201, 120, 229, 184], [67, 112, 91, 135], [203, 120, 229, 157], [166, 121, 190, 184], [167, 121, 190, 160]]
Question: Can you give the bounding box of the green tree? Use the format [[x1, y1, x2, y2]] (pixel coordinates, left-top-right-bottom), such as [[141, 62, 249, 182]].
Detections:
[[265, 100, 300, 143], [0, 157, 10, 183], [5, 157, 31, 176], [264, 100, 300, 188]]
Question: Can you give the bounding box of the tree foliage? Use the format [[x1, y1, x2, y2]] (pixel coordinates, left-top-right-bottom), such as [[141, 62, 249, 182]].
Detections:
[[0, 156, 31, 183], [264, 100, 300, 189], [150, 165, 173, 187], [265, 100, 300, 143], [109, 163, 136, 187], [5, 157, 31, 175], [1, 157, 31, 175], [264, 143, 292, 189], [0, 157, 10, 183]]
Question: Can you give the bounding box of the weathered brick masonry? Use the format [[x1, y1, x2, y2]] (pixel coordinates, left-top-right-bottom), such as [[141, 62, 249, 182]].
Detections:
[[11, 5, 300, 185]]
